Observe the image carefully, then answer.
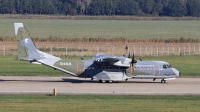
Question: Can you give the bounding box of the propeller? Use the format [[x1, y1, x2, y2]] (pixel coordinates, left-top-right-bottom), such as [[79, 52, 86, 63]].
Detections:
[[129, 53, 137, 74], [131, 53, 137, 66], [123, 45, 138, 76]]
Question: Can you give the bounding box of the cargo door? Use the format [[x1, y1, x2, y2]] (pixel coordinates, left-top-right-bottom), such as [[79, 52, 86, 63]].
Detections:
[[76, 61, 84, 75]]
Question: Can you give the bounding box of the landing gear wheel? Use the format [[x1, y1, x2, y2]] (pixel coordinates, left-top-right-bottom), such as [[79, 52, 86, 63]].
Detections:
[[161, 79, 166, 83], [99, 80, 106, 83], [107, 80, 113, 83]]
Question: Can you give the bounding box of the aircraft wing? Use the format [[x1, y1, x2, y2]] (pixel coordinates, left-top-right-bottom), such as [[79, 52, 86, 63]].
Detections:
[[94, 53, 131, 67], [94, 53, 119, 63]]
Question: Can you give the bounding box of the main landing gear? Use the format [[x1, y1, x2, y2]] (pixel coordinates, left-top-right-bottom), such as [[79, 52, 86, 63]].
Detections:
[[99, 80, 113, 83], [161, 79, 166, 83]]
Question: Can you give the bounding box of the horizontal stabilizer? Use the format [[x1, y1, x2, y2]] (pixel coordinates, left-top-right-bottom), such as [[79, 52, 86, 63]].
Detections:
[[31, 62, 42, 65]]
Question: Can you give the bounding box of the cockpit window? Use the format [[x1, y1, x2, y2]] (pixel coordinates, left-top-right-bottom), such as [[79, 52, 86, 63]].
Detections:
[[168, 65, 172, 68], [163, 65, 167, 69], [163, 64, 172, 69]]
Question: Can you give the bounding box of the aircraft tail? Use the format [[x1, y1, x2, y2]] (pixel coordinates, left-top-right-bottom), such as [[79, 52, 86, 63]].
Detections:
[[14, 23, 59, 61]]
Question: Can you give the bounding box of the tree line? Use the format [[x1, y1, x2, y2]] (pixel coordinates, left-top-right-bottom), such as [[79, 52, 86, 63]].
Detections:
[[0, 0, 200, 17]]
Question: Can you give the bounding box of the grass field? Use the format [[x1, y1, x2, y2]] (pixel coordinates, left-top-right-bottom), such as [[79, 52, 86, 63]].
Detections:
[[1, 18, 200, 39], [0, 56, 70, 76], [0, 95, 200, 112], [0, 55, 200, 77]]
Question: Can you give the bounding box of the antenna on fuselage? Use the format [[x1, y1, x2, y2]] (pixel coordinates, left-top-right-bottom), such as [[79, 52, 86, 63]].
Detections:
[[124, 45, 130, 58], [125, 45, 128, 51]]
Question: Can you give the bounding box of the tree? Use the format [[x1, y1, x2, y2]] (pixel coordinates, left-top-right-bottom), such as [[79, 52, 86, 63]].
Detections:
[[0, 0, 10, 14], [0, 0, 199, 17], [139, 0, 155, 14], [186, 0, 200, 17], [62, 1, 69, 15], [118, 0, 139, 15], [152, 0, 164, 16], [166, 0, 186, 17], [88, 0, 103, 15], [20, 0, 30, 14]]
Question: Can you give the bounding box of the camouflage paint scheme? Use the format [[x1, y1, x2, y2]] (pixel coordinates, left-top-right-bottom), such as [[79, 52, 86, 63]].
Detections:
[[14, 23, 179, 83]]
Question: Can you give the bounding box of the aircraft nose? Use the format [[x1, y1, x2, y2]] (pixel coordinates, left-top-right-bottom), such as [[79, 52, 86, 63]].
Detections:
[[172, 68, 179, 76]]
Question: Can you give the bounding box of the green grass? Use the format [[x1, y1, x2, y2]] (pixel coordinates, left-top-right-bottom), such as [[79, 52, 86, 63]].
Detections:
[[0, 95, 200, 112], [0, 55, 200, 77], [0, 56, 69, 76], [1, 18, 200, 38]]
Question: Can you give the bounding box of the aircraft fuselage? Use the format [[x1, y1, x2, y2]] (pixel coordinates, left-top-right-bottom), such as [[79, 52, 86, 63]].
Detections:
[[53, 59, 179, 82]]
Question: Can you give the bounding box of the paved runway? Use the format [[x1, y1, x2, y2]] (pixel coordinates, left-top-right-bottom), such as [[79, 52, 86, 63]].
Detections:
[[0, 76, 200, 95]]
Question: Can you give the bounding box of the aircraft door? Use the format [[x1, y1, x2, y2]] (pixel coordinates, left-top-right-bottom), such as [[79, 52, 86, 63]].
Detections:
[[76, 61, 85, 75], [154, 67, 160, 76]]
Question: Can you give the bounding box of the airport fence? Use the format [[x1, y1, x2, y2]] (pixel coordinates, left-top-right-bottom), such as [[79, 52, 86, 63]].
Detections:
[[1, 42, 200, 57]]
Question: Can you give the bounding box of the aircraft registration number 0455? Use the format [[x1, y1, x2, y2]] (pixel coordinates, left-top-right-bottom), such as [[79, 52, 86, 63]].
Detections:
[[60, 62, 72, 65]]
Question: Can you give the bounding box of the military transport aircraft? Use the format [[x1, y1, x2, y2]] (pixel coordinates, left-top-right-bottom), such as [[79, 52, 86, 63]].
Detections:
[[14, 23, 179, 83]]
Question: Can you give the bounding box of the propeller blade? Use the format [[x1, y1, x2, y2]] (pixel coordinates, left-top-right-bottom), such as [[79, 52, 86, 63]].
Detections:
[[132, 53, 134, 61], [131, 53, 137, 65]]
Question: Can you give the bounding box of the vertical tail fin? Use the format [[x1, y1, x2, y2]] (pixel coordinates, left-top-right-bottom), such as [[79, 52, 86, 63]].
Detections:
[[14, 23, 59, 61], [14, 23, 40, 60]]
